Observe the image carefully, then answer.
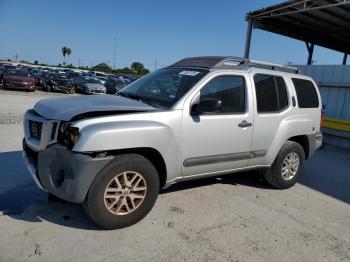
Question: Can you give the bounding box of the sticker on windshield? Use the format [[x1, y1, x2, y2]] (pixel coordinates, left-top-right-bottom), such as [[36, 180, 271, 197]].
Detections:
[[178, 70, 200, 76]]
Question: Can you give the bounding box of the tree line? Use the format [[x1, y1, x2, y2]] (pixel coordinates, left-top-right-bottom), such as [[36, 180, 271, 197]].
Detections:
[[61, 46, 150, 75]]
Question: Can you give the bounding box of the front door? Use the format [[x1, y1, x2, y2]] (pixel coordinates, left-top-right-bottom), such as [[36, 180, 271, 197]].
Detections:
[[181, 73, 254, 177]]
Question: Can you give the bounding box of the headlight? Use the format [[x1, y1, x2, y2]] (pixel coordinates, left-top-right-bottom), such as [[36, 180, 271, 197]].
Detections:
[[69, 127, 80, 145], [58, 122, 80, 148]]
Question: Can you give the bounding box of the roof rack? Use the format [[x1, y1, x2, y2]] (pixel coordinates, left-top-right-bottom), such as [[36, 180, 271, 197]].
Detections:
[[169, 56, 300, 73], [248, 59, 300, 73]]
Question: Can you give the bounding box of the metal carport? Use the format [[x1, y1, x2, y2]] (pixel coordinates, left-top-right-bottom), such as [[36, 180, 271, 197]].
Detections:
[[245, 0, 350, 64]]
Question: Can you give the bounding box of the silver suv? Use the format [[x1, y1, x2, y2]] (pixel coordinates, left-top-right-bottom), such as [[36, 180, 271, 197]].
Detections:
[[22, 57, 323, 229]]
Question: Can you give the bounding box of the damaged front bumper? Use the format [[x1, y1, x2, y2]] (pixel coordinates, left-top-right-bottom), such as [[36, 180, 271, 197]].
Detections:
[[22, 139, 113, 203]]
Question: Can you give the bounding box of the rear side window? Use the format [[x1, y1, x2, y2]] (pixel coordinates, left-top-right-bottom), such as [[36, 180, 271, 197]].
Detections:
[[292, 78, 319, 108], [254, 74, 289, 113]]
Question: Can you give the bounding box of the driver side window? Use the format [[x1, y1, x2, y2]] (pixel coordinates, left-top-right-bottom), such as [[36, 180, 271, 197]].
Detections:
[[200, 75, 246, 114]]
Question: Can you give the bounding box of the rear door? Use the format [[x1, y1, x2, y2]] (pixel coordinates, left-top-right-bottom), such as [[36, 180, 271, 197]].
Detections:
[[249, 72, 293, 166]]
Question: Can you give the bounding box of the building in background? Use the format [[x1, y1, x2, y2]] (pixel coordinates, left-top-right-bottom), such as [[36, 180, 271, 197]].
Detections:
[[296, 65, 350, 149]]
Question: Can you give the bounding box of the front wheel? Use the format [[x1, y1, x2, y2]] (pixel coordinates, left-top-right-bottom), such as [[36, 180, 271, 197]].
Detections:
[[264, 141, 305, 189], [84, 154, 160, 229]]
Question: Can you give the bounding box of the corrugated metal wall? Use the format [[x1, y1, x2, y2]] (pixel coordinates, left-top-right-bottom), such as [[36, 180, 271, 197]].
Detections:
[[296, 65, 350, 149], [297, 65, 350, 85], [297, 65, 350, 120]]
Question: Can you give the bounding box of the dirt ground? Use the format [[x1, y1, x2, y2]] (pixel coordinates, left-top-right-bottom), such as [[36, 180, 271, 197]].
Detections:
[[0, 89, 349, 262]]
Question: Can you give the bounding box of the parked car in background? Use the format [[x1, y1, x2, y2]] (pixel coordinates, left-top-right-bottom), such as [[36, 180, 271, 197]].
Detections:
[[75, 76, 106, 94], [65, 71, 82, 86], [42, 73, 75, 93], [32, 69, 47, 86], [3, 70, 35, 91], [96, 76, 109, 85], [66, 71, 81, 79], [0, 64, 17, 84], [104, 77, 128, 94]]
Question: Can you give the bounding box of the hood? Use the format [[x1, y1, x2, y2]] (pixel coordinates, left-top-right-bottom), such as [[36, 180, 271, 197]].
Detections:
[[52, 79, 74, 85], [86, 83, 104, 89], [53, 78, 73, 83], [5, 76, 34, 83], [33, 94, 158, 121]]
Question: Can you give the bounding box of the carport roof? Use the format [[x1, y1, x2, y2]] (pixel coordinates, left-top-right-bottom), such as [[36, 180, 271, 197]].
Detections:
[[247, 0, 350, 54]]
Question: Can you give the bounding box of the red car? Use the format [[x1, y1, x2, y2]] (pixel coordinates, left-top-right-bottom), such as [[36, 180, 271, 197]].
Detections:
[[3, 70, 35, 91]]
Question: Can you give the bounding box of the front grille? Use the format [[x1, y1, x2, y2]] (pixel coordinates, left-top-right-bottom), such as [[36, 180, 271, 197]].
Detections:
[[28, 120, 43, 140], [50, 122, 58, 141]]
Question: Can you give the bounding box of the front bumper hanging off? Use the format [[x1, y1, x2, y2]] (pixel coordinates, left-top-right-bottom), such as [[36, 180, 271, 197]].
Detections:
[[22, 139, 113, 203]]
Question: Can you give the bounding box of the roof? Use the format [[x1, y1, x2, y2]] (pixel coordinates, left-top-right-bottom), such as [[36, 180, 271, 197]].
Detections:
[[247, 0, 350, 54], [169, 56, 244, 69], [169, 56, 300, 73]]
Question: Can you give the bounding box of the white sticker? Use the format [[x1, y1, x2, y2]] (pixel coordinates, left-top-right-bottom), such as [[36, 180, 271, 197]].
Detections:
[[179, 70, 200, 76]]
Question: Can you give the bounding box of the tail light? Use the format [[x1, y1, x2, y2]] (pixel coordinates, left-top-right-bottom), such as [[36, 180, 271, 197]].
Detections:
[[320, 105, 325, 129]]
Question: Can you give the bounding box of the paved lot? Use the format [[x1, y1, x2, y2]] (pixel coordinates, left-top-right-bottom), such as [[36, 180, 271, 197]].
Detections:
[[0, 89, 349, 262]]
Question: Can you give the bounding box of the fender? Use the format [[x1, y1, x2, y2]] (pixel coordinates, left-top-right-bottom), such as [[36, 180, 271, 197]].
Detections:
[[262, 115, 317, 165], [250, 115, 316, 165], [72, 111, 183, 181]]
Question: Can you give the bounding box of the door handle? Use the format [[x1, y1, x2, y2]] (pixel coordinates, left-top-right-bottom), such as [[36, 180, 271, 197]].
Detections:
[[238, 120, 252, 128]]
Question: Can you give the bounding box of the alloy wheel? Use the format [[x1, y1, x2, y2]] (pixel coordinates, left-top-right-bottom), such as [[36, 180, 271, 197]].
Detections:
[[104, 171, 147, 216], [281, 152, 300, 180]]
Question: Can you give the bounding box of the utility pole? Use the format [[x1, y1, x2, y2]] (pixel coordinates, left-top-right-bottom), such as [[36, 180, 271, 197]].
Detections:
[[113, 37, 116, 70], [154, 59, 158, 71], [15, 54, 18, 62], [78, 59, 81, 68]]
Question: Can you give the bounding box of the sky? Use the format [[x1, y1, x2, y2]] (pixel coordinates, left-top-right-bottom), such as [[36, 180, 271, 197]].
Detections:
[[0, 0, 346, 70]]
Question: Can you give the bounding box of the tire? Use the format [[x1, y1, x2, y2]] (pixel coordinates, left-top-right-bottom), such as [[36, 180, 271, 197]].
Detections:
[[47, 84, 52, 92], [84, 154, 160, 229], [264, 141, 305, 189]]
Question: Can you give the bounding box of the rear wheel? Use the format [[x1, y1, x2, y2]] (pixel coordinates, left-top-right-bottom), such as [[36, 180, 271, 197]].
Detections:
[[264, 141, 305, 189], [84, 154, 159, 229]]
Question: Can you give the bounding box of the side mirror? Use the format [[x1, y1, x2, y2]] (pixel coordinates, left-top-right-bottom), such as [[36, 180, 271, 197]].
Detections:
[[191, 98, 222, 115]]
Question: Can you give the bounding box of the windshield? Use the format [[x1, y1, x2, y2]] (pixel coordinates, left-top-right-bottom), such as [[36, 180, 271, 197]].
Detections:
[[53, 74, 69, 80], [118, 68, 208, 109], [85, 78, 101, 84], [7, 70, 32, 78]]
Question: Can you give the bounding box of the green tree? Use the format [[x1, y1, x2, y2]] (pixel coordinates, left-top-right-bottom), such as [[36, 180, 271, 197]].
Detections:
[[130, 62, 150, 75], [66, 48, 72, 64], [62, 47, 68, 64], [92, 63, 112, 72]]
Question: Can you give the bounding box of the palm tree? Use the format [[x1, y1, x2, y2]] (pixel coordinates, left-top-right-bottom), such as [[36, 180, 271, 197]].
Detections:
[[66, 48, 72, 64], [62, 47, 68, 64]]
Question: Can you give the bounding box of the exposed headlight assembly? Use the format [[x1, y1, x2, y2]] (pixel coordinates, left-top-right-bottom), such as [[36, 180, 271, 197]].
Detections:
[[58, 122, 80, 148]]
